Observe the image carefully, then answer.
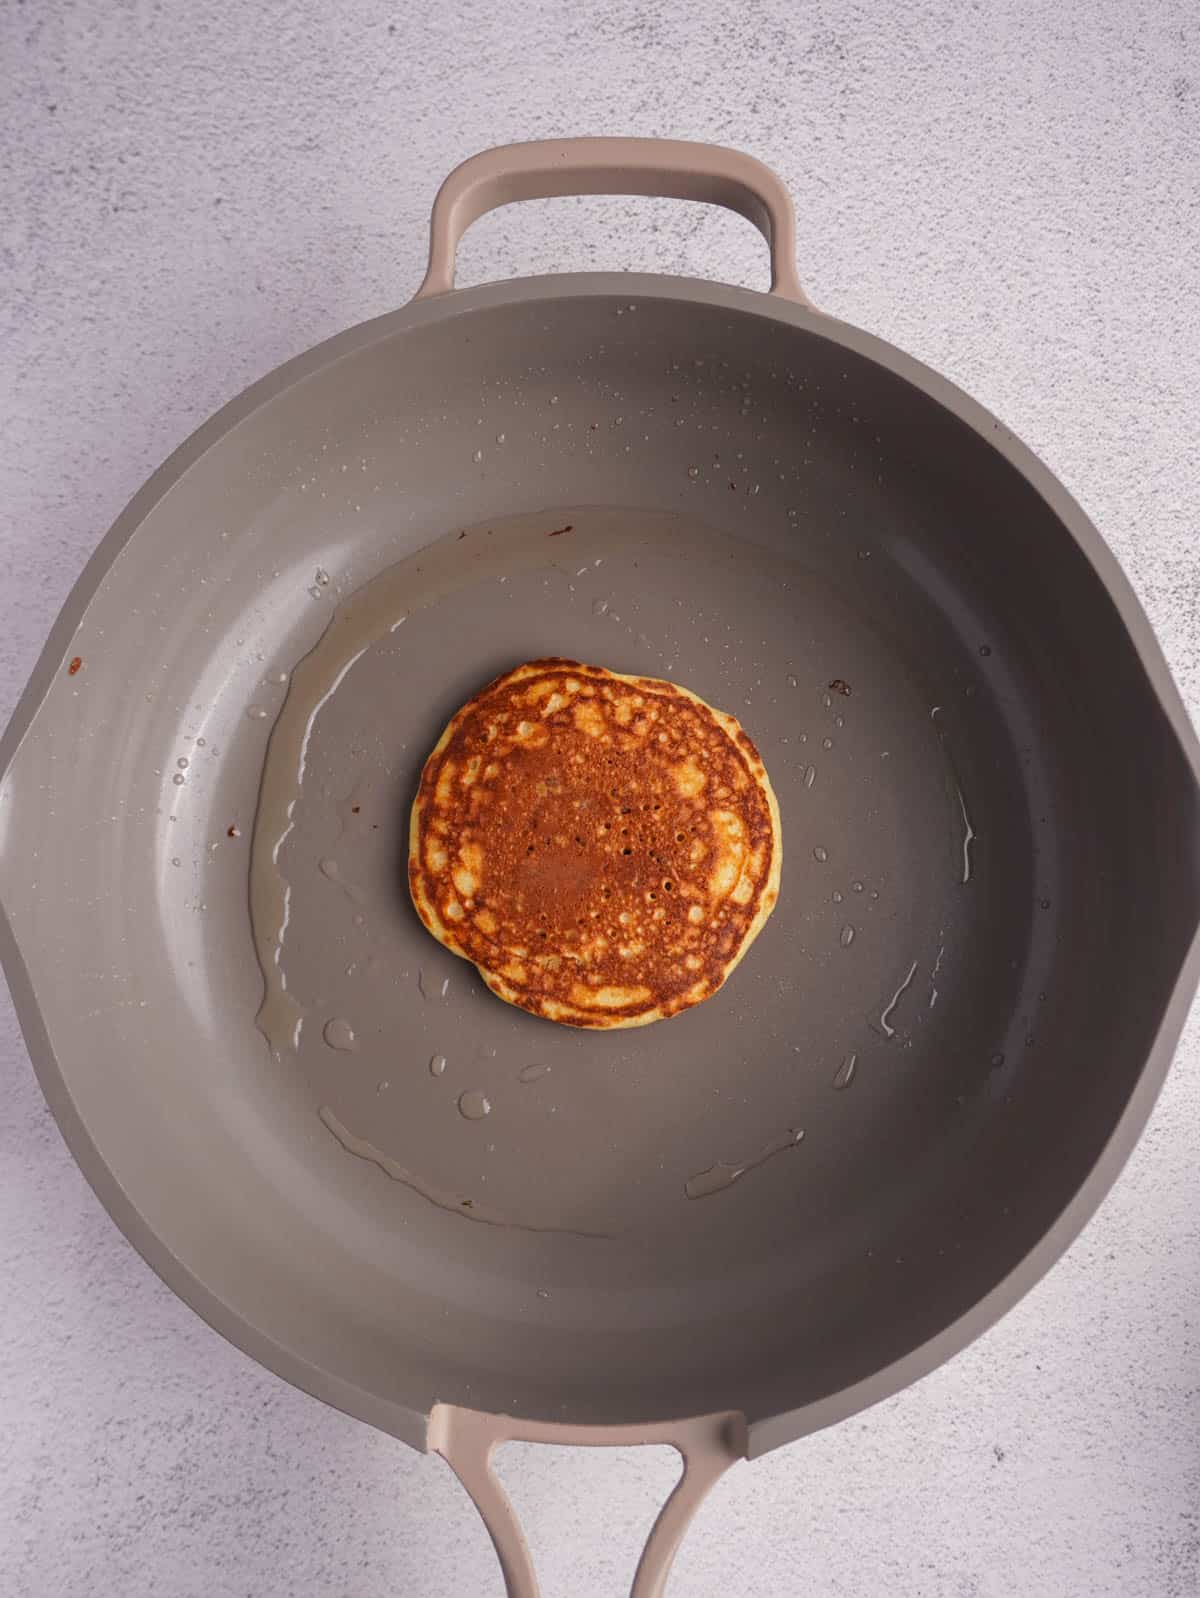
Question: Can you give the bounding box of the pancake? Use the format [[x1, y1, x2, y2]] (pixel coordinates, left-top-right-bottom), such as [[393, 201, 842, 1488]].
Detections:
[[408, 659, 782, 1028]]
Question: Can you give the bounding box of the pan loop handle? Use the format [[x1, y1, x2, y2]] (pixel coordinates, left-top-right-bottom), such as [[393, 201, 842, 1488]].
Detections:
[[429, 1403, 747, 1598], [413, 137, 814, 308]]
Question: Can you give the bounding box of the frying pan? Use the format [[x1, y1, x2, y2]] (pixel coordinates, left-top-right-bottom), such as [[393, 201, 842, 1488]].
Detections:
[[3, 138, 1200, 1596]]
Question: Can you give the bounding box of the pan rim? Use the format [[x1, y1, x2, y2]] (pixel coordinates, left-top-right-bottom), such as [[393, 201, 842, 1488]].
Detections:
[[3, 270, 1198, 1457]]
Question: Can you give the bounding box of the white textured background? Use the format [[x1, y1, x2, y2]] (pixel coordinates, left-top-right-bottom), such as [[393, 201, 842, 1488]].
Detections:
[[3, 2, 1199, 1594]]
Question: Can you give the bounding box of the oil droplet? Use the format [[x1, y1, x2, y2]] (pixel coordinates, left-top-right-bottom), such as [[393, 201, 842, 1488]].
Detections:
[[877, 960, 919, 1039], [417, 968, 450, 1001], [840, 924, 856, 947], [592, 598, 610, 616], [196, 736, 207, 747], [176, 757, 189, 770], [172, 773, 186, 785], [170, 857, 181, 867], [519, 1063, 551, 1083], [458, 1090, 492, 1121], [822, 736, 834, 750], [929, 941, 945, 1008], [813, 846, 829, 862], [247, 705, 270, 720], [318, 857, 367, 903], [429, 1053, 447, 1077], [956, 786, 976, 884], [685, 1128, 804, 1199], [472, 448, 483, 463], [323, 1017, 358, 1051], [852, 880, 864, 893], [833, 1053, 858, 1090]]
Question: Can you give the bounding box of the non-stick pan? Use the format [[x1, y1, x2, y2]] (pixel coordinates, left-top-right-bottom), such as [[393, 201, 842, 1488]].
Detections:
[[3, 139, 1199, 1596]]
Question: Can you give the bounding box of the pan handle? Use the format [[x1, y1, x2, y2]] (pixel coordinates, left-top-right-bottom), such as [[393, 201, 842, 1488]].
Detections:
[[428, 1403, 747, 1598], [413, 137, 814, 307]]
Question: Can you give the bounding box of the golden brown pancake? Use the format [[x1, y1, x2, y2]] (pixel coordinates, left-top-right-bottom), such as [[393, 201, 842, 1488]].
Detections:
[[409, 659, 782, 1028]]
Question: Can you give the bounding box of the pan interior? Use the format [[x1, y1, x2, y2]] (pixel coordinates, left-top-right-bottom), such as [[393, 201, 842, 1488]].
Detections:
[[5, 286, 1197, 1443], [252, 502, 994, 1249]]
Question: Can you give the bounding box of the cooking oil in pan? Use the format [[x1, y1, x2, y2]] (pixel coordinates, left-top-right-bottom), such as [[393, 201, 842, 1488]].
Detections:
[[832, 1053, 858, 1090], [322, 1017, 358, 1051], [242, 504, 1000, 1240], [685, 1128, 805, 1200], [317, 1105, 607, 1238], [457, 1090, 492, 1121]]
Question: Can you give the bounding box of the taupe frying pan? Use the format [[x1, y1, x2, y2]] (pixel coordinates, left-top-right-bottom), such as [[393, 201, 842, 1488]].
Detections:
[[3, 139, 1200, 1596]]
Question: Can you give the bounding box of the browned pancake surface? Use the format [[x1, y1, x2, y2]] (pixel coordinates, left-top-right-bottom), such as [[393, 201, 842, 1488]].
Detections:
[[409, 659, 781, 1027]]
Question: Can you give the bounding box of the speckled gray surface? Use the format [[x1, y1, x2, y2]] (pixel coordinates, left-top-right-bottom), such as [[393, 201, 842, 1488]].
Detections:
[[3, 2, 1199, 1594]]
